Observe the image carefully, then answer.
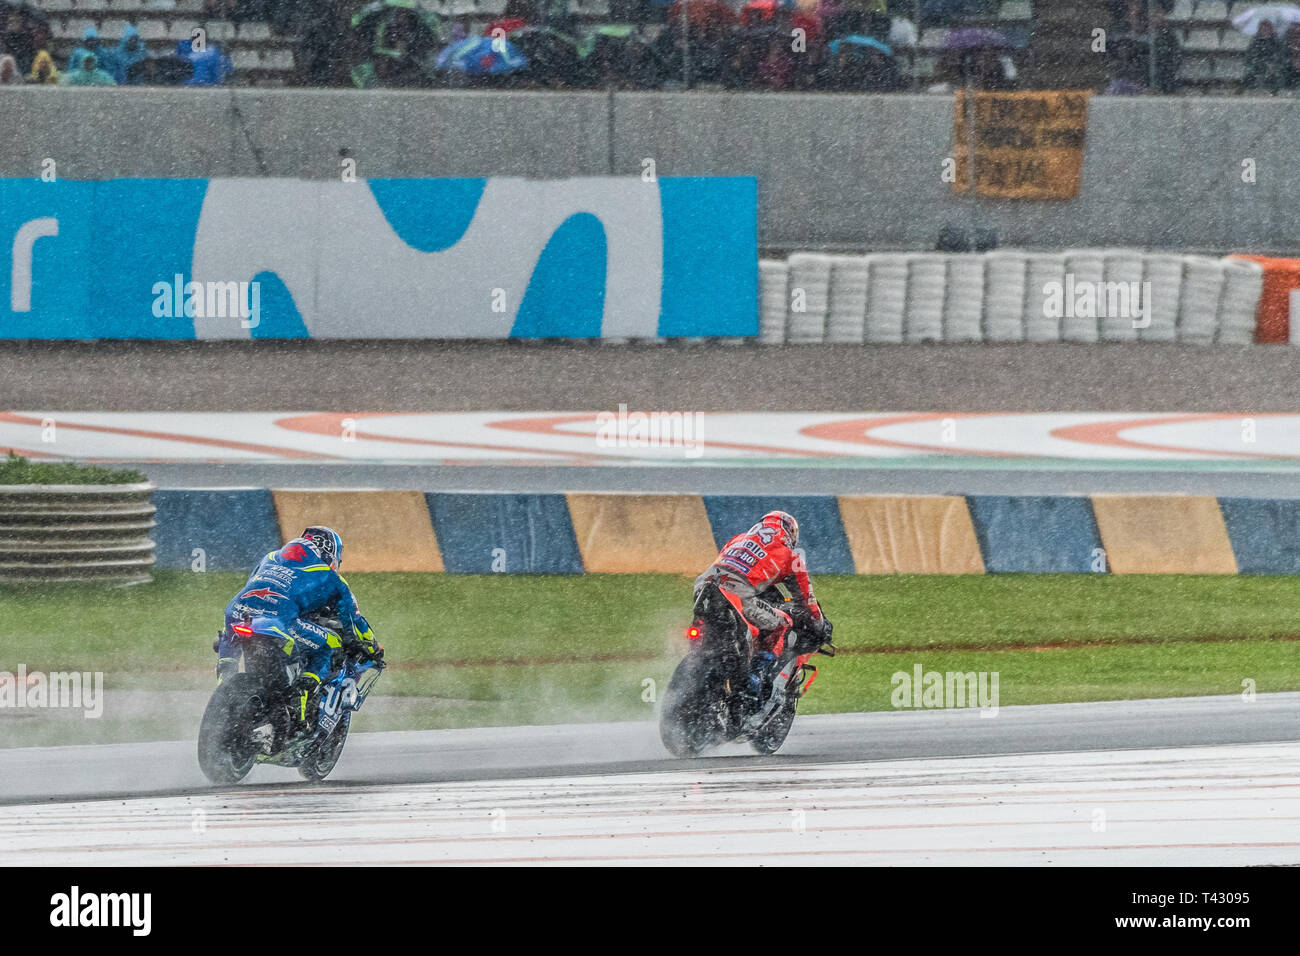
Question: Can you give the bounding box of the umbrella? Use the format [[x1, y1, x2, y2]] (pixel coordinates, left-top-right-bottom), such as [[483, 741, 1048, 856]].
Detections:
[[666, 0, 740, 28], [829, 34, 892, 56], [578, 24, 670, 85], [351, 0, 443, 53], [506, 24, 582, 80], [351, 0, 437, 29], [579, 24, 665, 70], [741, 0, 788, 17], [1231, 4, 1300, 34], [435, 36, 527, 74], [942, 26, 1013, 50], [350, 0, 445, 85], [741, 0, 823, 37], [576, 24, 637, 58], [484, 16, 528, 37]]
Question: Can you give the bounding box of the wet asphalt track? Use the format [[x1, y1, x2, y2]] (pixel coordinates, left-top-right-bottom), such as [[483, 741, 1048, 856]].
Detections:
[[131, 461, 1300, 496], [4, 340, 1300, 413], [2, 693, 1296, 806]]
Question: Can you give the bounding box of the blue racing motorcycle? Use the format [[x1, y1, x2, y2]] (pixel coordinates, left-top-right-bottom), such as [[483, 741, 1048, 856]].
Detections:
[[197, 614, 384, 784]]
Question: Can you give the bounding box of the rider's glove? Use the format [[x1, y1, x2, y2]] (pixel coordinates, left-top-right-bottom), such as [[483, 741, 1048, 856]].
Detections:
[[816, 616, 833, 644], [785, 601, 813, 630]]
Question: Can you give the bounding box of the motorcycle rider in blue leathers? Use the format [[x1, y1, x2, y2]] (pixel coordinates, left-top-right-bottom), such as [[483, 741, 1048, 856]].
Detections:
[[217, 526, 383, 734]]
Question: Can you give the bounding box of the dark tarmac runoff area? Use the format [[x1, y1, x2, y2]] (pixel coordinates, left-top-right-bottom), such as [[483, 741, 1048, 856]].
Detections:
[[1, 339, 1299, 413]]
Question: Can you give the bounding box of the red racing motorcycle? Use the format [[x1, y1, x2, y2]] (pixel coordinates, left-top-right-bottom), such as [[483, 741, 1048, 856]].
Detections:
[[659, 583, 834, 757]]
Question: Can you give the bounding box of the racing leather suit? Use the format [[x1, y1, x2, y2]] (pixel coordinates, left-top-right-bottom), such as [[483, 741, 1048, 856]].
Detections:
[[219, 539, 379, 726], [693, 521, 824, 657]]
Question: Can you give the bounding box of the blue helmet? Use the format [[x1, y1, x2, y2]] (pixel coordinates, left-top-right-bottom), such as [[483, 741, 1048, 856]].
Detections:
[[301, 526, 343, 571]]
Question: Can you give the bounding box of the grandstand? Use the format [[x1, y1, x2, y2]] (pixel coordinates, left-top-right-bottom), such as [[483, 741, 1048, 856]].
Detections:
[[9, 0, 1296, 93], [18, 0, 1038, 88], [38, 0, 298, 84], [1169, 0, 1285, 91], [1027, 1, 1299, 93]]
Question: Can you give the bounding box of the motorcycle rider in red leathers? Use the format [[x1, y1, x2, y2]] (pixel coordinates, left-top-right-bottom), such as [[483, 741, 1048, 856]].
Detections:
[[693, 510, 833, 705]]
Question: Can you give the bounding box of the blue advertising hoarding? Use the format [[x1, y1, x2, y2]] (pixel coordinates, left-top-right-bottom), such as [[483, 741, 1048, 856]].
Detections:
[[0, 176, 757, 339]]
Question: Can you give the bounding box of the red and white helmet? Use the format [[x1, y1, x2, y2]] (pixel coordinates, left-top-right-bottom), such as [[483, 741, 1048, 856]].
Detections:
[[761, 510, 799, 549]]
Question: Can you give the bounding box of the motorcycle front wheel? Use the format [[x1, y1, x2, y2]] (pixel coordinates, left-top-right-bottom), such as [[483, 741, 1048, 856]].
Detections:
[[748, 692, 798, 755], [298, 712, 351, 781]]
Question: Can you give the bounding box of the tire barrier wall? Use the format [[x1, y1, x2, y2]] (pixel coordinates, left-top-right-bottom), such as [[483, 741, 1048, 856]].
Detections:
[[148, 490, 1300, 576], [0, 483, 156, 585], [1230, 255, 1300, 344], [760, 251, 1267, 345]]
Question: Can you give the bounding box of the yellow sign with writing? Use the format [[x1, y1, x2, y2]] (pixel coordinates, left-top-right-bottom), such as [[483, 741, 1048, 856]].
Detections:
[[953, 90, 1090, 200]]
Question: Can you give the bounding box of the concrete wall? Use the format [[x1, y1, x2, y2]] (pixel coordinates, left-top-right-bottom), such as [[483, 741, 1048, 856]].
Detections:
[[4, 86, 1299, 252]]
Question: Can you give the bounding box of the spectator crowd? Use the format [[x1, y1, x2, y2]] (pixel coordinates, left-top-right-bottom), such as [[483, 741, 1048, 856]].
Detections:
[[0, 0, 1024, 92], [1242, 17, 1300, 92], [318, 0, 1021, 93], [3, 0, 1300, 95], [0, 3, 232, 86]]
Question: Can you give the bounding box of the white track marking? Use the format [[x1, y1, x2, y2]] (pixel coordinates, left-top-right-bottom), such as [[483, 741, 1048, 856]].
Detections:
[[4, 411, 1299, 464], [5, 741, 1298, 866]]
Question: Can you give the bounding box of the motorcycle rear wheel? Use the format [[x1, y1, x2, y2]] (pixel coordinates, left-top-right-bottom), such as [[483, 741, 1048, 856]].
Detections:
[[659, 655, 724, 757], [197, 673, 265, 785]]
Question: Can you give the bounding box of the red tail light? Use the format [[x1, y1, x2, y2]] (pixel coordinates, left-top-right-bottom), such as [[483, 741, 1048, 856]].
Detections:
[[686, 625, 701, 640], [232, 623, 254, 637]]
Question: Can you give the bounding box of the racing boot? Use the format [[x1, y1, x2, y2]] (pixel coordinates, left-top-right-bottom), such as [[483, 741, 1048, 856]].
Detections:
[[214, 628, 241, 684], [747, 650, 779, 705], [215, 633, 239, 685], [290, 673, 323, 737]]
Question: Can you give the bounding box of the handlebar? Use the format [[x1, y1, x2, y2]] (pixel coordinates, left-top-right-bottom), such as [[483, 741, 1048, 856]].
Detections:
[[307, 613, 384, 665]]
